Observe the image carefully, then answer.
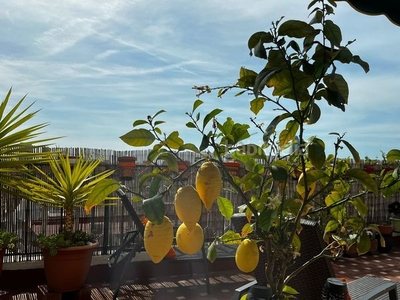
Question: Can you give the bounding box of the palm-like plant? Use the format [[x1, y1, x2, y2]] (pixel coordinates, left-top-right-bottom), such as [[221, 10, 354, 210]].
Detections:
[[15, 152, 120, 246], [0, 88, 58, 192]]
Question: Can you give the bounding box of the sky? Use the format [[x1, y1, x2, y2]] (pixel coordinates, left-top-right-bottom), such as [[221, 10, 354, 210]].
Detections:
[[0, 1, 399, 160]]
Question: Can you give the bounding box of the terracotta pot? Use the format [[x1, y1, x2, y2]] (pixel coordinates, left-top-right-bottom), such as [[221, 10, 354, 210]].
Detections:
[[117, 156, 137, 179], [42, 241, 99, 292], [377, 224, 393, 236], [224, 162, 241, 176], [177, 160, 190, 180]]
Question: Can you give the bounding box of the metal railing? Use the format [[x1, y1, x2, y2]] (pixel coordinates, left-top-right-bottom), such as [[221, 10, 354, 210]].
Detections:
[[0, 148, 398, 263]]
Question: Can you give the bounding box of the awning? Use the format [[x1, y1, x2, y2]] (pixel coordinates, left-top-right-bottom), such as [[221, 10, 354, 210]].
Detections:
[[335, 0, 400, 26]]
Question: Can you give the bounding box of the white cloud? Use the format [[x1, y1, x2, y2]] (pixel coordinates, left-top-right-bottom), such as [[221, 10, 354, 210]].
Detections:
[[0, 0, 398, 155]]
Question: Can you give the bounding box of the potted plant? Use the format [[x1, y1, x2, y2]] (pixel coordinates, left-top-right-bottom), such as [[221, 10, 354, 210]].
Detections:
[[14, 152, 120, 292], [0, 230, 18, 277], [119, 1, 400, 299]]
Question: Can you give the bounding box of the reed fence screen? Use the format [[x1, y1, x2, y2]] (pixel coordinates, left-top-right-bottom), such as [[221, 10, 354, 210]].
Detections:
[[0, 147, 398, 263]]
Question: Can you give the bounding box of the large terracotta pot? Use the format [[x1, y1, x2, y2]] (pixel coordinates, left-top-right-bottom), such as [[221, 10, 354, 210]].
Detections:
[[42, 241, 99, 292]]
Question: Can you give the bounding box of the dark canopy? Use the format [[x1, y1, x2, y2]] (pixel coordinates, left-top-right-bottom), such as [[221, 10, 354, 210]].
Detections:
[[336, 0, 400, 26]]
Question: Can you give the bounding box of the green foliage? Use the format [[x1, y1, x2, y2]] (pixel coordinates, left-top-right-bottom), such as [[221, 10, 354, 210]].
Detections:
[[0, 88, 59, 195], [119, 0, 400, 299], [34, 230, 95, 256], [0, 230, 19, 251]]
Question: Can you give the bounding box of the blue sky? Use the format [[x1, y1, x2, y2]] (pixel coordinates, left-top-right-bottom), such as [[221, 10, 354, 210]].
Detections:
[[0, 1, 399, 160]]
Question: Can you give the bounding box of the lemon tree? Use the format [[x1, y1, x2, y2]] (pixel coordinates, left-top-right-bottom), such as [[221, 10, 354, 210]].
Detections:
[[119, 0, 400, 298]]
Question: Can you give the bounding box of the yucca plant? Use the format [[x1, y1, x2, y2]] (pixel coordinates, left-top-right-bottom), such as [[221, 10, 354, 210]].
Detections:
[[0, 87, 58, 193], [15, 152, 120, 254], [0, 87, 59, 258]]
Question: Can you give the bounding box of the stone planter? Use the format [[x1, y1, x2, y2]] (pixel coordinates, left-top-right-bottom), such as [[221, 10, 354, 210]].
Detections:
[[390, 217, 400, 232]]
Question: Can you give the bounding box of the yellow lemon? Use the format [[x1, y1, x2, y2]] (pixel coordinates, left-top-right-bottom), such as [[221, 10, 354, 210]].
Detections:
[[174, 185, 202, 232], [196, 161, 222, 211], [235, 239, 259, 273], [176, 223, 204, 255], [144, 216, 173, 263]]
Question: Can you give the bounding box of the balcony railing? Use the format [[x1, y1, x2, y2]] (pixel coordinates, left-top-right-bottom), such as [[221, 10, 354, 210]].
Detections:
[[0, 147, 398, 263]]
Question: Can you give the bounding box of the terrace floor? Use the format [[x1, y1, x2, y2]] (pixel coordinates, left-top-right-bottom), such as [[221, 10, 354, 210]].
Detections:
[[4, 246, 400, 300]]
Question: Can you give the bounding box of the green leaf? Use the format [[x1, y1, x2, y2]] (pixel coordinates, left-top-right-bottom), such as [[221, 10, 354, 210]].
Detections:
[[283, 284, 299, 295], [142, 194, 165, 225], [279, 120, 299, 148], [310, 10, 323, 25], [192, 99, 203, 112], [324, 220, 340, 237], [217, 197, 234, 220], [152, 109, 166, 119], [149, 173, 163, 198], [345, 169, 378, 195], [357, 231, 371, 255], [381, 180, 400, 198], [387, 149, 400, 162], [259, 209, 277, 232], [349, 197, 368, 219], [203, 109, 223, 130], [207, 240, 218, 263], [278, 20, 316, 38], [253, 67, 283, 98], [85, 179, 120, 214], [325, 192, 344, 222], [267, 68, 313, 101], [287, 40, 300, 53], [132, 119, 148, 127], [325, 88, 346, 111], [237, 67, 258, 88], [248, 31, 273, 55], [165, 131, 184, 149], [341, 139, 360, 164], [254, 39, 267, 59], [221, 230, 241, 245], [307, 140, 326, 169], [156, 152, 179, 172], [270, 164, 288, 182], [324, 20, 342, 47], [306, 102, 321, 125], [263, 113, 291, 143], [297, 169, 328, 196], [199, 134, 209, 151], [186, 121, 196, 128], [250, 97, 266, 115], [179, 143, 200, 153], [334, 47, 353, 64], [352, 55, 370, 73], [120, 129, 155, 147]]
